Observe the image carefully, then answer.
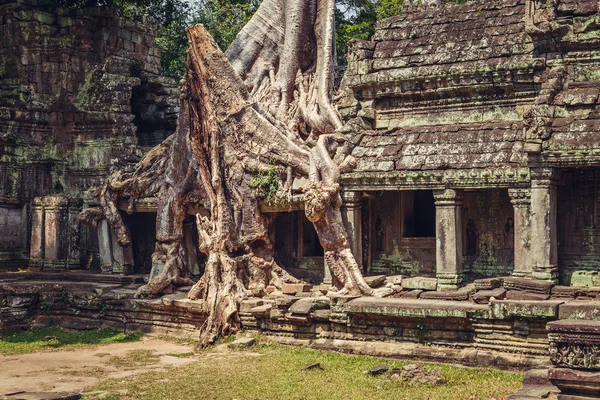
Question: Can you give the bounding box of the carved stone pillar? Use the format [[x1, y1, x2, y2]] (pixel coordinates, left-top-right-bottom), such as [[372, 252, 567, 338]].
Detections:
[[66, 198, 83, 270], [97, 219, 114, 273], [433, 189, 463, 290], [110, 225, 134, 275], [508, 189, 533, 277], [341, 191, 362, 269], [530, 168, 559, 281], [28, 198, 45, 271], [43, 196, 69, 271]]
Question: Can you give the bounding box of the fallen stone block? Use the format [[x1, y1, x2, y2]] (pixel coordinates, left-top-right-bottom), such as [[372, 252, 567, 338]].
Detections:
[[472, 288, 507, 304], [420, 285, 475, 301], [281, 283, 312, 295], [249, 304, 272, 318], [288, 297, 330, 315], [228, 337, 256, 349], [385, 275, 406, 285], [401, 277, 437, 291], [369, 364, 389, 375], [504, 277, 554, 294], [304, 362, 322, 371], [549, 368, 600, 398], [364, 275, 386, 288], [570, 270, 600, 288], [474, 277, 504, 290], [505, 290, 550, 301]]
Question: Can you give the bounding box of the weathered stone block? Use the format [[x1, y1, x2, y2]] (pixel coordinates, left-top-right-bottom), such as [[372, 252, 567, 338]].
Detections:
[[281, 283, 312, 295], [402, 277, 437, 291], [420, 285, 475, 301], [385, 275, 406, 285], [491, 300, 563, 319], [505, 290, 550, 301], [288, 297, 330, 315], [549, 368, 600, 398], [558, 302, 600, 320], [472, 288, 507, 304], [474, 277, 504, 290], [570, 271, 600, 288], [504, 277, 555, 294], [228, 337, 256, 348], [364, 275, 386, 288]]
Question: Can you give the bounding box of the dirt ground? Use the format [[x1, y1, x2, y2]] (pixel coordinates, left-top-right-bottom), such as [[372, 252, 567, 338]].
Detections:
[[0, 337, 197, 395]]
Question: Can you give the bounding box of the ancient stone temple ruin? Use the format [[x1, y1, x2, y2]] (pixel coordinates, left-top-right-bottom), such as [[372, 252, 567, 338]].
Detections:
[[0, 0, 179, 273], [2, 0, 600, 398]]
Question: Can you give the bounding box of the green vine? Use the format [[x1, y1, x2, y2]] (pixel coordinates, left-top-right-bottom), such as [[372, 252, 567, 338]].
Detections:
[[250, 165, 281, 204]]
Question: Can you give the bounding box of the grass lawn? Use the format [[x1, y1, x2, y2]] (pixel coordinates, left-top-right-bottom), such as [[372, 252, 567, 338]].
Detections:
[[88, 338, 524, 400], [0, 326, 142, 354]]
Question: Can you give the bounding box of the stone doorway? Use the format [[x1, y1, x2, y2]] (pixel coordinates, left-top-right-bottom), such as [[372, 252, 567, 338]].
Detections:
[[461, 189, 514, 281]]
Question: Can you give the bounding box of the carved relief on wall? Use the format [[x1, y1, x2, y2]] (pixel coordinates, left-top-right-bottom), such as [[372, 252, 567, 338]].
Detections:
[[549, 341, 600, 369], [525, 0, 557, 36]]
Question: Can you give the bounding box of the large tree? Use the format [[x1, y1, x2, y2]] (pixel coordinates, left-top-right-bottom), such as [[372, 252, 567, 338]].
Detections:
[[86, 0, 394, 346]]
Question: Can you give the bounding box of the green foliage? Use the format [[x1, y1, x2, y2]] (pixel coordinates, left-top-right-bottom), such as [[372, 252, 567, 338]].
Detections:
[[336, 0, 378, 66], [376, 0, 404, 19], [197, 0, 261, 51], [249, 165, 281, 204], [40, 300, 54, 310], [0, 327, 142, 355], [157, 0, 261, 79]]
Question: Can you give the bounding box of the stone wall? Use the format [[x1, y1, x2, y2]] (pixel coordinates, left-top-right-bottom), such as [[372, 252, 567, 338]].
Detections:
[[336, 0, 600, 286], [0, 0, 179, 270]]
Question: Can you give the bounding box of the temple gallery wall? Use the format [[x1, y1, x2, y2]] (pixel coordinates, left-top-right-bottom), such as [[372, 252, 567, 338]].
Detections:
[[2, 0, 600, 397]]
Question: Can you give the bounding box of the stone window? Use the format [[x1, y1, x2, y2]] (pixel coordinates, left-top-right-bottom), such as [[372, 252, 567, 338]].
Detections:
[[402, 191, 436, 238]]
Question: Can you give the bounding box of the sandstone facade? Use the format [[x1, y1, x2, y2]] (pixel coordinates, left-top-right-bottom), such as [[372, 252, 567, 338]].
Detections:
[[0, 0, 178, 271], [324, 0, 600, 289]]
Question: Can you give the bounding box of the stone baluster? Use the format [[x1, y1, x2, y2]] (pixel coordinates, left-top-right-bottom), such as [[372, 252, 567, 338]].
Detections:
[[530, 168, 559, 281], [433, 189, 464, 290], [508, 189, 533, 277]]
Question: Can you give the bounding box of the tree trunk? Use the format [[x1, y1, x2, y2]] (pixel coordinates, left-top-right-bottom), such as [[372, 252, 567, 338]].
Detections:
[[83, 0, 394, 346]]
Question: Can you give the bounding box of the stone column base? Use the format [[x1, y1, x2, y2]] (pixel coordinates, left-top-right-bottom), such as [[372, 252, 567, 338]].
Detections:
[[437, 273, 463, 291], [532, 265, 558, 282], [43, 261, 67, 272], [100, 263, 114, 274], [28, 259, 44, 271], [512, 270, 532, 278]]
